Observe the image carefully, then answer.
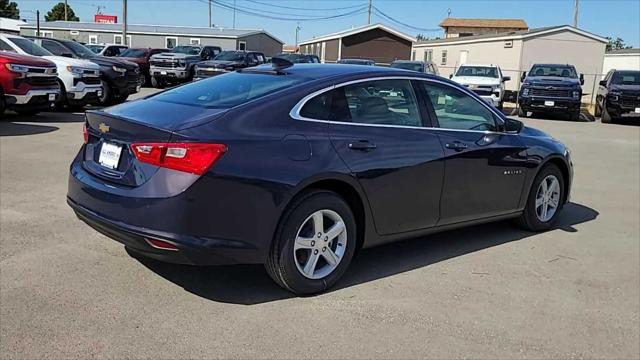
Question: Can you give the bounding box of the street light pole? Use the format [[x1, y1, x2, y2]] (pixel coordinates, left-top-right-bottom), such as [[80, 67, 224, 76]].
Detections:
[[233, 0, 236, 28], [36, 10, 40, 36], [64, 0, 68, 21], [367, 0, 372, 24], [208, 0, 212, 27], [573, 0, 579, 27], [122, 0, 127, 45], [295, 23, 301, 48]]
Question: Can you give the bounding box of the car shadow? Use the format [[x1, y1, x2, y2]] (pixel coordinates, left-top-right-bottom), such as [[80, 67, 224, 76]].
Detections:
[[0, 121, 59, 136], [600, 118, 640, 127], [129, 202, 598, 305]]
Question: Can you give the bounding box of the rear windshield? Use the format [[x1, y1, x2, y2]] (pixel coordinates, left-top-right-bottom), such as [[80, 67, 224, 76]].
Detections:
[[390, 62, 423, 72], [11, 38, 52, 56], [611, 71, 640, 85], [456, 66, 499, 78], [529, 65, 577, 78], [152, 71, 311, 108], [119, 48, 147, 58]]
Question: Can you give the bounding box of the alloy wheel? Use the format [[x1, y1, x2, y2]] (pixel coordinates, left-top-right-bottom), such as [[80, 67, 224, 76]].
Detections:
[[293, 209, 347, 280], [535, 175, 561, 222]]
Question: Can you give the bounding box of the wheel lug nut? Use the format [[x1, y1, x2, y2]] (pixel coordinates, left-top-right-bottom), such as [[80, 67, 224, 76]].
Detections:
[[313, 249, 318, 255], [324, 236, 328, 241], [311, 240, 315, 246], [322, 247, 326, 252]]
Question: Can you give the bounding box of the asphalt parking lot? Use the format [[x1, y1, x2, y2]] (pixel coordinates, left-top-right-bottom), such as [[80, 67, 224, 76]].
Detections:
[[1, 88, 639, 359]]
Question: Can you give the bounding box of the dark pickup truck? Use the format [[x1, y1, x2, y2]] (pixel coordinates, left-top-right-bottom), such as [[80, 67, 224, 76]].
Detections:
[[596, 69, 640, 123], [194, 50, 266, 80], [149, 45, 221, 87], [518, 63, 584, 121]]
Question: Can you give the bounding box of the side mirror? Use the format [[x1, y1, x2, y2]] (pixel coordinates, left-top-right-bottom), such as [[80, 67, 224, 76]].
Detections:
[[580, 73, 585, 85], [520, 71, 526, 82], [503, 76, 511, 82], [449, 74, 453, 79], [504, 118, 524, 133], [599, 80, 607, 86]]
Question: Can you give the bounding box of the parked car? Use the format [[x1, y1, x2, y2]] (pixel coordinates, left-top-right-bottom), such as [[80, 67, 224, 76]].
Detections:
[[518, 63, 584, 121], [390, 60, 439, 75], [337, 58, 375, 66], [0, 34, 102, 109], [272, 53, 320, 63], [595, 69, 640, 123], [87, 44, 129, 57], [149, 45, 221, 88], [67, 62, 573, 295], [27, 37, 140, 106], [0, 51, 60, 116], [117, 47, 168, 86], [194, 50, 266, 80], [450, 64, 510, 109]]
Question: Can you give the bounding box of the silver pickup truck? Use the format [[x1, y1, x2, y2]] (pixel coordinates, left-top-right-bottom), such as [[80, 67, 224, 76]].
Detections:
[[149, 45, 221, 88]]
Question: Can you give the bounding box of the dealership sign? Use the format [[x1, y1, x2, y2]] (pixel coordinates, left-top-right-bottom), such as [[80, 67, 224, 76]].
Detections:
[[95, 14, 117, 23]]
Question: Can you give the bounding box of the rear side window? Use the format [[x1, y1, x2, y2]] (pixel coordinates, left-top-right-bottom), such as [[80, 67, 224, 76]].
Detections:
[[153, 72, 311, 108]]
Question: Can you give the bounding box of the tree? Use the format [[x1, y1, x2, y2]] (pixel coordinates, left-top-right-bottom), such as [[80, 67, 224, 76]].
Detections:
[[45, 2, 79, 22], [0, 0, 20, 19], [606, 36, 633, 52]]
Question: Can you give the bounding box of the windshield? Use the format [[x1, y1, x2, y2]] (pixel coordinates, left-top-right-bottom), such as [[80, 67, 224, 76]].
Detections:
[[118, 48, 147, 58], [529, 65, 578, 78], [63, 41, 96, 59], [214, 51, 246, 61], [611, 71, 640, 86], [11, 38, 52, 56], [390, 62, 423, 72], [172, 46, 201, 55], [455, 66, 499, 78], [152, 71, 311, 108], [86, 45, 105, 53]]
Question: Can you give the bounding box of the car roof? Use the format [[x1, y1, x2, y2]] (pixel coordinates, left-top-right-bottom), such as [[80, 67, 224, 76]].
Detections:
[[392, 60, 424, 64], [249, 63, 436, 80], [532, 63, 575, 67], [459, 63, 499, 68]]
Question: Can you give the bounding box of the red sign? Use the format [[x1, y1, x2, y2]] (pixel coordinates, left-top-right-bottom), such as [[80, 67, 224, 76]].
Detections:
[[94, 14, 117, 23]]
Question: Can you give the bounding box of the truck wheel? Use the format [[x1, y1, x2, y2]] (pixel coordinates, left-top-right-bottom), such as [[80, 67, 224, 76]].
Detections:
[[517, 106, 527, 118], [601, 106, 613, 123], [594, 102, 602, 117], [151, 76, 164, 89], [569, 110, 581, 121], [497, 100, 504, 111], [54, 80, 69, 111], [97, 80, 114, 106], [0, 91, 6, 119]]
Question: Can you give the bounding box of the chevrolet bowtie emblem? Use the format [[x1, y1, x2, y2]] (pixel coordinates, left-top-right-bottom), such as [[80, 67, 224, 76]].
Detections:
[[98, 123, 110, 133]]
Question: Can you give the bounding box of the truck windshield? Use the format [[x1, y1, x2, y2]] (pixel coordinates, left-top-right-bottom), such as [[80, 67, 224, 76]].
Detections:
[[119, 48, 147, 58], [86, 45, 105, 53], [529, 65, 577, 78], [611, 71, 640, 86], [215, 51, 246, 61], [11, 38, 53, 56], [456, 66, 499, 78], [63, 41, 96, 59], [390, 62, 423, 72], [172, 46, 201, 55], [152, 71, 311, 108]]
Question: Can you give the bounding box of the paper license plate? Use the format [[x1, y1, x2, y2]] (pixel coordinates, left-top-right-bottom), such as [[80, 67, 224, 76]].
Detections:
[[136, 85, 141, 92], [98, 142, 122, 170], [97, 89, 103, 97], [161, 71, 167, 75], [48, 93, 56, 101], [544, 101, 555, 106], [635, 107, 640, 114]]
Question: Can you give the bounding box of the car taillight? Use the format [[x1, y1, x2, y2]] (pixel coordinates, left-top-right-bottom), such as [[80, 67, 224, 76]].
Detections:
[[130, 142, 227, 175], [83, 123, 88, 144]]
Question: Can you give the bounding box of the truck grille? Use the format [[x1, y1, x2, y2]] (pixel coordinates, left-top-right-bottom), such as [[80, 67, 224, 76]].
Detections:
[[530, 88, 571, 98], [621, 95, 640, 108], [473, 89, 494, 96], [151, 60, 180, 68], [74, 77, 101, 86], [14, 77, 58, 88], [196, 68, 225, 78], [126, 72, 140, 85]]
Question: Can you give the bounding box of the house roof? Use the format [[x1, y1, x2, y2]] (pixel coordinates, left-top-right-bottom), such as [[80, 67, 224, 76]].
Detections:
[[20, 21, 284, 44], [605, 48, 640, 55], [298, 23, 416, 46], [0, 17, 27, 32], [439, 18, 528, 29], [413, 25, 609, 46]]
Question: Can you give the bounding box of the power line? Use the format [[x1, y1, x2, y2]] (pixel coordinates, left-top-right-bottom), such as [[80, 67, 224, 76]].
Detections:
[[242, 0, 366, 12], [215, 0, 351, 18], [372, 6, 440, 33], [199, 0, 367, 22]]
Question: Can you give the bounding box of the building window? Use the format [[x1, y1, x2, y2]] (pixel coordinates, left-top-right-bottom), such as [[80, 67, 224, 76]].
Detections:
[[441, 50, 447, 65], [114, 34, 123, 45], [88, 35, 98, 44], [190, 38, 201, 45], [424, 49, 433, 62], [165, 37, 178, 49], [37, 30, 53, 38], [70, 30, 79, 35], [238, 41, 246, 50], [412, 50, 416, 61]]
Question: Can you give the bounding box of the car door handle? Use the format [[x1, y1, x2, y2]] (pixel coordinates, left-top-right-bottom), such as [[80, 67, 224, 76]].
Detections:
[[348, 140, 377, 152], [445, 142, 468, 151]]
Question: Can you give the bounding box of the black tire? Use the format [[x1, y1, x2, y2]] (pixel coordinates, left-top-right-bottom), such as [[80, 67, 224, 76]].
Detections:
[[601, 105, 613, 123], [497, 100, 504, 111], [569, 110, 581, 121], [594, 102, 602, 117], [14, 109, 40, 116], [97, 80, 114, 106], [517, 164, 565, 232], [0, 92, 6, 119], [265, 189, 357, 295], [151, 76, 164, 89], [518, 106, 530, 118], [54, 80, 68, 111], [111, 94, 128, 105]]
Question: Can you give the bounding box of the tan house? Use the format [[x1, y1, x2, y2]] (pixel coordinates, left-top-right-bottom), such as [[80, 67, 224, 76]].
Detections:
[[412, 25, 608, 95], [440, 18, 528, 38], [298, 23, 415, 65]]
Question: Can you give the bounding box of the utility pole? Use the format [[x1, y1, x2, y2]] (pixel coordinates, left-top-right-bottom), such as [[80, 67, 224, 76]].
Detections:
[[233, 0, 236, 28], [367, 0, 372, 24], [573, 0, 579, 28], [122, 0, 127, 45], [208, 0, 212, 27], [36, 10, 40, 36], [64, 0, 68, 21], [295, 23, 301, 48]]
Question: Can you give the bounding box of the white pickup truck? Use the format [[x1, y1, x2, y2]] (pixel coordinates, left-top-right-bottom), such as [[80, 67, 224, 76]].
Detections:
[[450, 64, 510, 109], [0, 34, 102, 109]]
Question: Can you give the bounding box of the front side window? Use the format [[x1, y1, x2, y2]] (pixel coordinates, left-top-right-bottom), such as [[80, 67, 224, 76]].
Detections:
[[421, 81, 497, 132], [62, 41, 96, 59]]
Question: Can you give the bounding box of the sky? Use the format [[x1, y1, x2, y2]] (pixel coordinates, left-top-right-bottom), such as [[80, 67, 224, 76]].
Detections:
[[16, 0, 640, 47]]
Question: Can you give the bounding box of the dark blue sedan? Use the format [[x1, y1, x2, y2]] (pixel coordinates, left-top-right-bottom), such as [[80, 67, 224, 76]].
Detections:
[[68, 62, 573, 295]]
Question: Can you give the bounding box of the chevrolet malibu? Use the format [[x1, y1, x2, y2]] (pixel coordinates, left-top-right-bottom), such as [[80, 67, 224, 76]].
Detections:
[[67, 63, 573, 295]]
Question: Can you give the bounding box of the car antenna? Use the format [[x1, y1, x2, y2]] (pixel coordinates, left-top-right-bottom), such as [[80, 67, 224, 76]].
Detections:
[[272, 57, 294, 70]]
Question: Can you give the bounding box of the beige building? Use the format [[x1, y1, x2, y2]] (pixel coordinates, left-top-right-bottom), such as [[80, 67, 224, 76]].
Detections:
[[412, 25, 608, 95], [602, 49, 640, 75], [439, 18, 528, 39]]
